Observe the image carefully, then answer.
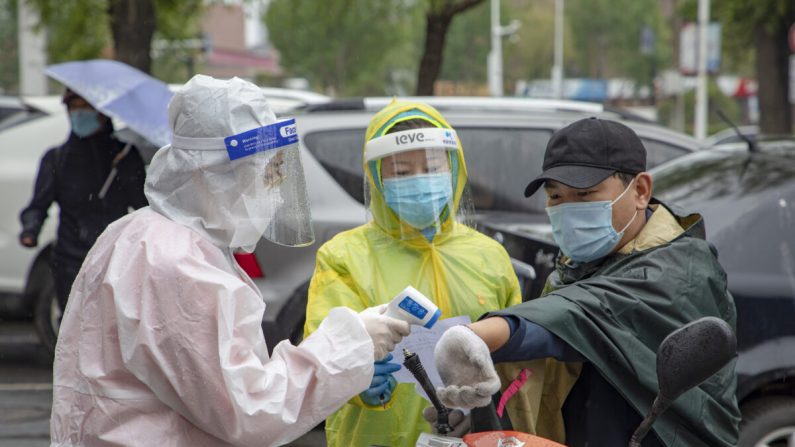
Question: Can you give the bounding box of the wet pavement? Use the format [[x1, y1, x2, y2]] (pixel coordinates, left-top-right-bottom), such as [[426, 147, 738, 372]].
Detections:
[[0, 322, 51, 447], [0, 320, 326, 446]]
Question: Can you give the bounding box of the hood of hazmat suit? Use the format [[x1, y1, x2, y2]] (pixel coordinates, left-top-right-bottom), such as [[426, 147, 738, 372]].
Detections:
[[50, 75, 374, 447], [145, 74, 314, 251], [304, 100, 528, 447]]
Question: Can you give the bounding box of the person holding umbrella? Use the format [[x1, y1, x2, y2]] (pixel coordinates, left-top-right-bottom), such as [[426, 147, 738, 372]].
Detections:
[[19, 86, 148, 310]]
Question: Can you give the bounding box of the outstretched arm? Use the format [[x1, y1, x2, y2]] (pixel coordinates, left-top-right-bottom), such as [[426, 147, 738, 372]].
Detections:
[[19, 150, 57, 245], [471, 316, 585, 363]]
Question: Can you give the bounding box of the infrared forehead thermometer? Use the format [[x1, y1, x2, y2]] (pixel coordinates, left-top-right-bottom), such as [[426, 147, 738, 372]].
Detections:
[[384, 286, 441, 329]]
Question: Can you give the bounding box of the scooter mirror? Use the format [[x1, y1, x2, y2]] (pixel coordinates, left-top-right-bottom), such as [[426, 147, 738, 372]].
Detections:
[[656, 316, 736, 402], [628, 316, 736, 447]]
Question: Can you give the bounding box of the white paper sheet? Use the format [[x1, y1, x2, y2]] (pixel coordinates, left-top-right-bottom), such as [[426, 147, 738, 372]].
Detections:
[[389, 315, 471, 404]]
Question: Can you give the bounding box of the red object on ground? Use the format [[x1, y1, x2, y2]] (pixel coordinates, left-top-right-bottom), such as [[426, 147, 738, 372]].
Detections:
[[233, 253, 265, 279], [463, 431, 566, 447]]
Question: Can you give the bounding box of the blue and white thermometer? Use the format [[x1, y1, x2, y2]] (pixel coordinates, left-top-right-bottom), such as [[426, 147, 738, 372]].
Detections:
[[385, 286, 441, 329]]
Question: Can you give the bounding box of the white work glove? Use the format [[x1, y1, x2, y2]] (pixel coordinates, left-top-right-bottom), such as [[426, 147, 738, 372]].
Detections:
[[358, 304, 411, 360], [434, 325, 501, 409], [422, 407, 471, 438]]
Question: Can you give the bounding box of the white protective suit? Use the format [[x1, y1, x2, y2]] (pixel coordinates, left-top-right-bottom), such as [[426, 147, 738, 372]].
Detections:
[[50, 75, 376, 446]]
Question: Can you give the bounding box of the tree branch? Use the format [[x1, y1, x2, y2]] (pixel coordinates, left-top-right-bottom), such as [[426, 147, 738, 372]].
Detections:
[[443, 0, 484, 18]]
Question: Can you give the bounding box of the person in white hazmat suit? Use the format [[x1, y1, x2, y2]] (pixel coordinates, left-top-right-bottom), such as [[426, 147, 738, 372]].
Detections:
[[49, 75, 410, 447]]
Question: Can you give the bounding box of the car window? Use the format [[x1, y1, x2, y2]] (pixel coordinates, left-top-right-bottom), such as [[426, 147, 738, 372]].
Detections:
[[303, 129, 366, 203], [457, 127, 552, 213], [642, 139, 689, 169]]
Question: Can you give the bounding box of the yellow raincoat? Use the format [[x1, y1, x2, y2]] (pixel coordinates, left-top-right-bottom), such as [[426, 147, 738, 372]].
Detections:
[[304, 101, 523, 446]]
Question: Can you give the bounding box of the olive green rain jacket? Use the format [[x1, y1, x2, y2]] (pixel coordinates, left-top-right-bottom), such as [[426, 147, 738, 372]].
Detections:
[[304, 100, 524, 446], [488, 202, 741, 447]]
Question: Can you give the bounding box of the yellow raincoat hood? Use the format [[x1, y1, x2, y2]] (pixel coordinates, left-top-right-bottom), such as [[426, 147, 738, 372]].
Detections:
[[364, 100, 468, 242]]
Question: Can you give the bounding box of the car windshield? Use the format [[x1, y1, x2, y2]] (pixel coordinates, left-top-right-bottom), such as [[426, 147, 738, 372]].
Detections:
[[652, 142, 795, 208], [652, 142, 795, 286]]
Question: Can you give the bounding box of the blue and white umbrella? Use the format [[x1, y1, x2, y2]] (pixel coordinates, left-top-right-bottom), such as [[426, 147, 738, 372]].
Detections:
[[45, 59, 173, 149], [46, 59, 175, 198]]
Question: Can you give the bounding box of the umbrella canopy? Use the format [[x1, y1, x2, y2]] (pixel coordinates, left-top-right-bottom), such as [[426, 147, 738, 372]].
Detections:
[[45, 59, 173, 148]]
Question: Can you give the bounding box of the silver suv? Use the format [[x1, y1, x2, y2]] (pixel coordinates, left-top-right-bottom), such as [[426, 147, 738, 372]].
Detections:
[[254, 97, 703, 347]]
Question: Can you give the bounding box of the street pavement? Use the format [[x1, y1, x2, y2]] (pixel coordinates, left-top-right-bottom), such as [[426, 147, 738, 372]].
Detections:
[[0, 322, 51, 447], [0, 320, 326, 446]]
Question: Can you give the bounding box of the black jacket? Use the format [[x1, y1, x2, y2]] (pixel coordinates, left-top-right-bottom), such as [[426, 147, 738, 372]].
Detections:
[[19, 126, 148, 262]]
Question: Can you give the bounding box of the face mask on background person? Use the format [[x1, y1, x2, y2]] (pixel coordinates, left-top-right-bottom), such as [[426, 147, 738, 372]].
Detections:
[[69, 109, 101, 138], [383, 172, 453, 229], [546, 178, 638, 263]]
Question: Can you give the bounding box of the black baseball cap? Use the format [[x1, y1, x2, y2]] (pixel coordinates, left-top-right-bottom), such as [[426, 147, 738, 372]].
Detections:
[[524, 117, 647, 197]]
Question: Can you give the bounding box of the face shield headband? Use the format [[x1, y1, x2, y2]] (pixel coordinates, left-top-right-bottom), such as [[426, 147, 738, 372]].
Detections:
[[364, 127, 459, 162], [170, 118, 299, 156], [366, 125, 461, 191]]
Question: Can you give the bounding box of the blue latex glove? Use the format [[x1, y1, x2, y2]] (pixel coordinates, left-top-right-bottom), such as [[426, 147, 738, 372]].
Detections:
[[360, 353, 401, 406]]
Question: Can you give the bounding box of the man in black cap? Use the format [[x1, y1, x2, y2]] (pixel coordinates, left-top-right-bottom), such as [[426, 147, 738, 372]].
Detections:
[[432, 118, 740, 446]]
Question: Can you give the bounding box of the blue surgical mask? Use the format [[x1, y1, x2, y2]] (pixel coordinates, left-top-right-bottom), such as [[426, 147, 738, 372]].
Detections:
[[69, 109, 101, 138], [546, 179, 638, 263], [383, 173, 453, 229]]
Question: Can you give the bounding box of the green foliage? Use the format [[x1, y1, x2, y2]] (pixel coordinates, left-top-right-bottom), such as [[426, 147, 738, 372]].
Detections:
[[265, 0, 420, 96], [712, 0, 795, 39], [437, 0, 674, 94], [503, 1, 560, 84], [438, 0, 671, 93], [0, 0, 19, 94], [30, 0, 110, 64], [150, 51, 195, 84], [149, 0, 205, 83], [438, 0, 568, 92], [565, 0, 670, 84], [657, 79, 742, 135], [27, 0, 204, 69], [502, 0, 587, 92], [439, 0, 490, 83], [681, 0, 795, 76], [153, 0, 204, 41]]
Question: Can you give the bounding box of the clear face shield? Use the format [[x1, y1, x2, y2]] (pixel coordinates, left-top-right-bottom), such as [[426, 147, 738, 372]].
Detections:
[[364, 127, 472, 241], [221, 118, 314, 250]]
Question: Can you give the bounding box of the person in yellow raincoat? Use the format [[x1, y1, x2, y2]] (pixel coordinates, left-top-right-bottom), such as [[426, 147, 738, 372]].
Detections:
[[304, 100, 523, 446]]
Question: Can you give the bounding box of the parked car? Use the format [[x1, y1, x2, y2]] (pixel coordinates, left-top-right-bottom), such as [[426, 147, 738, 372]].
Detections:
[[0, 95, 63, 131], [0, 95, 68, 351], [478, 139, 795, 447], [0, 96, 29, 125]]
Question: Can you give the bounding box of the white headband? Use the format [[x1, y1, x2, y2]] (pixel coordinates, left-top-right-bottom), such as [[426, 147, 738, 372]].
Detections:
[[365, 127, 459, 162]]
